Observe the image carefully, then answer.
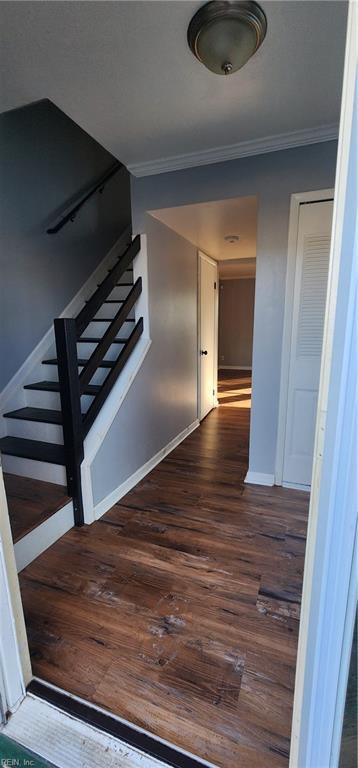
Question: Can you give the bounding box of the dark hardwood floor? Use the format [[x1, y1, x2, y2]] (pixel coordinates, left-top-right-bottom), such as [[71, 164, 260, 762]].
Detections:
[[19, 380, 309, 768], [217, 368, 252, 408], [4, 473, 70, 543]]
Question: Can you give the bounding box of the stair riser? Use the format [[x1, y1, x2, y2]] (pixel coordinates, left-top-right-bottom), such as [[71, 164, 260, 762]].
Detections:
[[85, 321, 133, 339], [117, 269, 134, 285], [76, 342, 125, 360], [1, 454, 67, 485], [41, 365, 109, 388], [25, 389, 94, 412], [107, 285, 133, 301], [5, 418, 64, 444], [93, 304, 135, 321]]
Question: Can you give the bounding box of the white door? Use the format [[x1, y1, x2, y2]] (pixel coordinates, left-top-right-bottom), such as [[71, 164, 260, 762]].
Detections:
[[199, 252, 217, 421], [283, 199, 333, 487]]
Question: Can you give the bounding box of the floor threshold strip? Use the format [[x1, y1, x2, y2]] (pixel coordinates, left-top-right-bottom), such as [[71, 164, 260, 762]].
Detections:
[[27, 680, 214, 768]]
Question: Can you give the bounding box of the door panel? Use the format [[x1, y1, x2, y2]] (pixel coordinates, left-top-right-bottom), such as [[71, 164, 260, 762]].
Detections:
[[283, 200, 333, 487], [199, 253, 217, 421]]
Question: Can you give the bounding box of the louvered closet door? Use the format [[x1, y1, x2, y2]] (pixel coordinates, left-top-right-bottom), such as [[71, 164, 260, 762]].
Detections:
[[283, 200, 333, 487]]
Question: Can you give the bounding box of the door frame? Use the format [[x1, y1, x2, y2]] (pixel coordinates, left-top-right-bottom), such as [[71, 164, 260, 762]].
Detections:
[[275, 187, 334, 487], [289, 0, 357, 764], [197, 250, 218, 421], [0, 464, 31, 716]]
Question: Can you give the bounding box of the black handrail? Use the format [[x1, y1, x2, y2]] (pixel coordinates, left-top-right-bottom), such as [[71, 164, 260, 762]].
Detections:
[[47, 161, 122, 234]]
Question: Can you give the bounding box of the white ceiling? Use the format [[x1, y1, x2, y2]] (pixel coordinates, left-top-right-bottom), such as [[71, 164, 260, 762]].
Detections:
[[151, 195, 257, 261], [0, 1, 347, 174]]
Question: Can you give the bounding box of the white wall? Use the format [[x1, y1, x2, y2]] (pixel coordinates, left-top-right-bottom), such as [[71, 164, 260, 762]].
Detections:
[[131, 141, 338, 476], [91, 215, 198, 505]]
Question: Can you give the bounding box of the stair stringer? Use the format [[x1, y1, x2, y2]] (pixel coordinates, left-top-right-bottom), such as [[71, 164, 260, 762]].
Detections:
[[80, 235, 151, 524]]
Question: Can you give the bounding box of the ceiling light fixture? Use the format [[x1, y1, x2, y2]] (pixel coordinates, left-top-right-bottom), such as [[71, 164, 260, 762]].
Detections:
[[224, 234, 240, 243], [187, 0, 267, 76]]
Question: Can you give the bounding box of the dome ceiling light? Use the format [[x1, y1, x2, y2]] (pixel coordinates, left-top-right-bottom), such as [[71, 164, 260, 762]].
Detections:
[[187, 0, 267, 76], [224, 234, 240, 243]]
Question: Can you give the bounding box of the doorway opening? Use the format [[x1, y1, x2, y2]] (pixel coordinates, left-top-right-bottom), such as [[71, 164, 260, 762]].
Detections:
[[151, 194, 257, 427], [1, 197, 335, 767]]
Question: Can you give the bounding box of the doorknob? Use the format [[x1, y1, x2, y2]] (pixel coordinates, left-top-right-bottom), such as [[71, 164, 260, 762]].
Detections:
[[200, 349, 208, 356]]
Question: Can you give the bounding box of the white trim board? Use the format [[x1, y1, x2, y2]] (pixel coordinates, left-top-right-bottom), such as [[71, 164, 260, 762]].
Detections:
[[290, 2, 357, 765], [0, 227, 131, 421], [0, 536, 25, 712], [94, 420, 200, 520], [218, 365, 252, 370], [282, 481, 310, 492], [244, 471, 274, 487], [14, 500, 74, 573], [81, 236, 152, 524], [128, 124, 338, 177]]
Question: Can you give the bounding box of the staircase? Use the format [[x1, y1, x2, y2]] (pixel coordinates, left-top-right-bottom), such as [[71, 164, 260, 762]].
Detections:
[[0, 234, 143, 526]]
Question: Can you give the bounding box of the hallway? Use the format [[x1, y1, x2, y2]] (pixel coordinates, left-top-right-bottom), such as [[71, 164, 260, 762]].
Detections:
[[19, 394, 309, 768]]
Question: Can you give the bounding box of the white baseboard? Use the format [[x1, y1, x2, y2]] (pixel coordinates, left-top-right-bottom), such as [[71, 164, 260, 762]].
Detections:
[[0, 228, 131, 419], [244, 470, 275, 486], [14, 500, 74, 572], [218, 365, 252, 370], [94, 419, 200, 520], [282, 480, 311, 492]]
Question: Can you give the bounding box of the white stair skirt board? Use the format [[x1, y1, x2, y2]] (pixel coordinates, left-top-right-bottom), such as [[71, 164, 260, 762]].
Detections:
[[3, 696, 169, 768], [14, 501, 73, 572], [244, 470, 275, 486], [94, 420, 200, 520], [218, 365, 252, 370]]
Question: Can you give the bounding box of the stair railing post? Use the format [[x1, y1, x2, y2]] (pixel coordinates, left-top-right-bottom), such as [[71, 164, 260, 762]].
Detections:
[[54, 318, 84, 526]]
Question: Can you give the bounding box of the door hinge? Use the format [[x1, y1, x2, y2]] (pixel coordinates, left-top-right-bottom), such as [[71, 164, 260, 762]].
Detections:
[[214, 281, 217, 289], [213, 389, 215, 396]]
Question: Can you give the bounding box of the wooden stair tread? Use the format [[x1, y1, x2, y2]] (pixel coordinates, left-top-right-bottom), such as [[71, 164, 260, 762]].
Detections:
[[86, 299, 124, 304], [90, 317, 135, 323], [4, 407, 63, 424], [0, 436, 66, 465], [78, 338, 127, 344], [97, 283, 133, 287], [43, 358, 116, 369], [24, 380, 100, 395]]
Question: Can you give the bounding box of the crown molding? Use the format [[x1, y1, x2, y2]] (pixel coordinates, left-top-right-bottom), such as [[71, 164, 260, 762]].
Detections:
[[128, 123, 339, 178]]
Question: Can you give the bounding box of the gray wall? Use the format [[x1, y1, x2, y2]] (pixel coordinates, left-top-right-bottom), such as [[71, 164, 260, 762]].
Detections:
[[0, 99, 131, 389], [219, 278, 255, 368], [131, 141, 337, 475], [91, 215, 198, 505]]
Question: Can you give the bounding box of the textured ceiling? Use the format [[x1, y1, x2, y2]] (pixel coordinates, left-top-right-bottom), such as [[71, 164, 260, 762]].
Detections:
[[0, 1, 347, 171], [151, 196, 257, 261]]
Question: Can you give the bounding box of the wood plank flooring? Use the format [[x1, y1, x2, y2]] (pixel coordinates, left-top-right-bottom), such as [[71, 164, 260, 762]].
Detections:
[[217, 368, 252, 408], [4, 473, 70, 543], [19, 375, 309, 768]]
